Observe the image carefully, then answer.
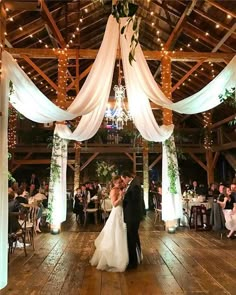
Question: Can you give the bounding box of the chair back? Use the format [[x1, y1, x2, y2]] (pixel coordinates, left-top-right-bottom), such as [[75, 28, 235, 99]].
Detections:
[[100, 198, 112, 212]]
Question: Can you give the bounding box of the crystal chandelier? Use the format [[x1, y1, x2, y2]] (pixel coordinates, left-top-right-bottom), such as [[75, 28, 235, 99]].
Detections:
[[104, 41, 132, 130], [105, 84, 132, 130]]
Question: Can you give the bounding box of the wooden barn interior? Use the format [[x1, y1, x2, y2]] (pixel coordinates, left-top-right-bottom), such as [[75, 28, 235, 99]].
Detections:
[[1, 0, 236, 294]]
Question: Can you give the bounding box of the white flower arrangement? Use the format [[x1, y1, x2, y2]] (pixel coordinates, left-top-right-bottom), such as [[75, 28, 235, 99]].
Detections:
[[183, 189, 196, 199], [96, 161, 118, 183]]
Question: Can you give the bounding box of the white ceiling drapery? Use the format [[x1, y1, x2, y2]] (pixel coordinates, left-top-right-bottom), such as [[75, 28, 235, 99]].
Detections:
[[2, 15, 236, 142]]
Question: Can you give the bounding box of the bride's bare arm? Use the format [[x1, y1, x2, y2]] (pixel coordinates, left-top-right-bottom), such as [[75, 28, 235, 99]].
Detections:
[[110, 189, 123, 207]]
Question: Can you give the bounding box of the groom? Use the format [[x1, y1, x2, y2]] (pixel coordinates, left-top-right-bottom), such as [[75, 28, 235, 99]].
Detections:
[[121, 171, 143, 269]]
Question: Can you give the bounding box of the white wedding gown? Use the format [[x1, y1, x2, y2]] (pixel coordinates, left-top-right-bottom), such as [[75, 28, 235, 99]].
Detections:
[[90, 204, 129, 272]]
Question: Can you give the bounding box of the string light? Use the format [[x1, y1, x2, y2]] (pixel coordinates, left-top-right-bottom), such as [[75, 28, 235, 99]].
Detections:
[[8, 105, 17, 149], [203, 111, 213, 150]]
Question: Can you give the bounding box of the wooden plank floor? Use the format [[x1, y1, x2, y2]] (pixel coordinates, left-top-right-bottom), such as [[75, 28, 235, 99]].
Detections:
[[1, 212, 236, 295]]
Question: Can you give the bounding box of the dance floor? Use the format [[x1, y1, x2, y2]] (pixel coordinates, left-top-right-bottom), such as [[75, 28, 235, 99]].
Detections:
[[1, 212, 236, 295]]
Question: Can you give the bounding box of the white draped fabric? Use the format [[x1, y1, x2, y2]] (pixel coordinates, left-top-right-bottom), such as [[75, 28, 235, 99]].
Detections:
[[67, 17, 119, 115], [120, 19, 236, 114], [0, 57, 9, 290], [162, 136, 183, 221], [3, 52, 76, 123], [48, 127, 68, 226], [120, 19, 174, 142], [2, 16, 235, 135]]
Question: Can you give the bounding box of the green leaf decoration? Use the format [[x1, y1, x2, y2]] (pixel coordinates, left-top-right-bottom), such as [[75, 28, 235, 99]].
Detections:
[[165, 138, 179, 194], [219, 87, 236, 125]]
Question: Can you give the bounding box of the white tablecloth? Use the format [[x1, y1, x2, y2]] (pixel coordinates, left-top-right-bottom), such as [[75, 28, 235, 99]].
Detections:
[[183, 200, 212, 214]]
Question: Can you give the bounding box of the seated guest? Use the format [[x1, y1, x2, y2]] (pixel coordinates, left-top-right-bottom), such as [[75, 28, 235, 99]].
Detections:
[[29, 183, 38, 197], [15, 188, 28, 204], [8, 191, 21, 233], [11, 181, 19, 197], [198, 184, 207, 196], [73, 187, 85, 224], [230, 183, 236, 202], [29, 173, 40, 190], [207, 183, 219, 200], [190, 180, 202, 195], [218, 183, 225, 199], [217, 187, 236, 238]]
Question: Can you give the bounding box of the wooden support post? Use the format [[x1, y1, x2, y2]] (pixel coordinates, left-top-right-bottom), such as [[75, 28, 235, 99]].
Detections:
[[49, 52, 68, 234], [73, 142, 81, 192], [161, 55, 177, 231], [133, 152, 136, 174], [73, 50, 80, 190], [75, 50, 79, 93], [0, 2, 8, 290], [206, 150, 214, 186], [143, 140, 149, 209], [56, 51, 68, 109], [203, 110, 214, 185]]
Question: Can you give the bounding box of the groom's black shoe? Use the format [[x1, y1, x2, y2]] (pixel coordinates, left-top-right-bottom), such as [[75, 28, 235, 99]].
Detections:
[[126, 263, 137, 270]]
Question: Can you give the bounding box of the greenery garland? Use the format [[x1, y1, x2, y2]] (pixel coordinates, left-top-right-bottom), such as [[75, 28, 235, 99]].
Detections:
[[164, 137, 179, 194], [219, 87, 236, 125], [8, 80, 24, 119], [47, 134, 67, 224], [96, 160, 118, 184], [8, 152, 16, 183]]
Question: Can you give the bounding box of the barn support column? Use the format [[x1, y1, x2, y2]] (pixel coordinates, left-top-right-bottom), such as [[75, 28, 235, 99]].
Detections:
[[49, 51, 68, 235], [0, 2, 8, 290], [161, 55, 178, 232], [143, 140, 149, 209], [74, 142, 81, 192]]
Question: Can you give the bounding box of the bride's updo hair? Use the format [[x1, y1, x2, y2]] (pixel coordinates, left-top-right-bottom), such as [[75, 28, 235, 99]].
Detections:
[[112, 175, 121, 185]]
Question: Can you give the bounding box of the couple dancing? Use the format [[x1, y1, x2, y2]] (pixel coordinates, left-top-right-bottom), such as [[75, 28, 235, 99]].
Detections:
[[90, 171, 143, 272]]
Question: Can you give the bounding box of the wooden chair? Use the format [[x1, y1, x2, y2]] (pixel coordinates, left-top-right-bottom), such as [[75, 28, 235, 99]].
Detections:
[[8, 211, 27, 256], [26, 204, 39, 249], [83, 201, 99, 226], [189, 205, 208, 230], [18, 203, 39, 251], [154, 208, 162, 226]]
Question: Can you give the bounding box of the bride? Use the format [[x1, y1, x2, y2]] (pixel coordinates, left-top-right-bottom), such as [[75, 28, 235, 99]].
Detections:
[[90, 175, 128, 272]]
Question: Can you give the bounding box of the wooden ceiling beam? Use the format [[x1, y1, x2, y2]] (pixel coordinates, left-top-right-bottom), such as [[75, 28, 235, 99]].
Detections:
[[5, 48, 235, 61], [66, 63, 93, 91], [205, 0, 236, 19], [212, 141, 236, 152], [153, 0, 197, 79], [13, 145, 206, 154], [4, 1, 41, 11], [149, 154, 162, 170], [194, 8, 236, 36], [172, 59, 205, 92], [188, 152, 207, 171], [164, 0, 197, 51], [40, 0, 66, 48], [80, 152, 99, 171], [22, 54, 58, 91], [183, 24, 234, 53], [172, 20, 236, 93], [39, 1, 78, 90], [210, 115, 236, 130]]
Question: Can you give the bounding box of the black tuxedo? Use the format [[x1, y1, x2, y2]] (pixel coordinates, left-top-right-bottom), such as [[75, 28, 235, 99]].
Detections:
[[123, 177, 142, 268]]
